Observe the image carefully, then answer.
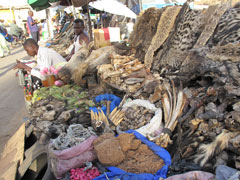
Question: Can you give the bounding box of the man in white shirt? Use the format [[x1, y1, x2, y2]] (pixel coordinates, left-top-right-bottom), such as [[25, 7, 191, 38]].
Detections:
[[14, 38, 66, 79]]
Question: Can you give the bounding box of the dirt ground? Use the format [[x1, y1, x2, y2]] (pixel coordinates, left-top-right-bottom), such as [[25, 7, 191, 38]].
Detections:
[[0, 45, 30, 179], [0, 46, 29, 154]]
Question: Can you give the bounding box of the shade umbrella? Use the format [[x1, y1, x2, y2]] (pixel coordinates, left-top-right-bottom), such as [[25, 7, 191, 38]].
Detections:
[[89, 0, 137, 19], [142, 0, 187, 10], [27, 0, 95, 11]]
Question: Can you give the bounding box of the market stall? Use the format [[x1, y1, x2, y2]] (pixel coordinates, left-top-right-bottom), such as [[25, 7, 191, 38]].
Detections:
[[17, 0, 240, 180]]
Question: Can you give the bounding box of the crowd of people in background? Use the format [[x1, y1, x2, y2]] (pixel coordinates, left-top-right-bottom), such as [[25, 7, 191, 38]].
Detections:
[[0, 8, 136, 58]]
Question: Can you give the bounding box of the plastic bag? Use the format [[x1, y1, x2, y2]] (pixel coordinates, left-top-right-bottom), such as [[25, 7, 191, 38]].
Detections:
[[216, 165, 240, 180], [122, 99, 163, 138], [93, 130, 171, 180], [165, 171, 214, 180], [48, 135, 97, 179], [18, 70, 25, 87], [89, 94, 122, 114]]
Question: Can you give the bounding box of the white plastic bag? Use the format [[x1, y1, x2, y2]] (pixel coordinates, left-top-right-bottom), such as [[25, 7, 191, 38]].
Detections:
[[122, 99, 163, 138]]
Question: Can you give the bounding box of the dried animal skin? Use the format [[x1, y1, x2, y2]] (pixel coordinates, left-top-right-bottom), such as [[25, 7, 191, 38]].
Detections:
[[58, 49, 89, 84], [205, 44, 240, 62], [153, 3, 203, 71], [198, 122, 209, 134], [225, 112, 240, 131], [230, 135, 240, 148], [209, 7, 240, 46], [233, 102, 240, 112], [129, 7, 164, 61], [194, 4, 229, 48], [144, 6, 181, 69], [86, 46, 115, 73], [195, 130, 240, 167]]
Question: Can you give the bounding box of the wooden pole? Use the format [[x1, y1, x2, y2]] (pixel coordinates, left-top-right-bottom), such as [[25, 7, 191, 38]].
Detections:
[[139, 0, 143, 12], [86, 3, 93, 41], [70, 0, 77, 18], [126, 0, 129, 7], [45, 9, 52, 38], [10, 7, 15, 21], [100, 12, 103, 28]]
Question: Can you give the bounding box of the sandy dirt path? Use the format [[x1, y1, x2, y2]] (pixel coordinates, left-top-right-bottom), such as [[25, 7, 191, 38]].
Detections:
[[0, 46, 29, 154]]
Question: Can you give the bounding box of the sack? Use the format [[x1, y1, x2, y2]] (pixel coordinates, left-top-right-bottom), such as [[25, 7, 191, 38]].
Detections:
[[216, 165, 240, 180], [48, 135, 97, 179], [89, 94, 122, 114], [165, 171, 214, 180], [122, 99, 163, 138], [93, 130, 171, 180]]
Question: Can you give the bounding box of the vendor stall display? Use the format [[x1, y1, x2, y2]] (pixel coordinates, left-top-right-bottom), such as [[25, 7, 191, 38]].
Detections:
[[29, 85, 95, 141], [48, 23, 74, 57], [21, 1, 240, 179]]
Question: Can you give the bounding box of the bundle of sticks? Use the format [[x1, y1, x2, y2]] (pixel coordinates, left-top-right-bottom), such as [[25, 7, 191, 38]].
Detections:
[[90, 107, 125, 131]]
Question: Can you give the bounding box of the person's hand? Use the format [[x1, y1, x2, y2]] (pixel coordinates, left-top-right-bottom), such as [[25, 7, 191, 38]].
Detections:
[[13, 60, 26, 70], [13, 60, 32, 72]]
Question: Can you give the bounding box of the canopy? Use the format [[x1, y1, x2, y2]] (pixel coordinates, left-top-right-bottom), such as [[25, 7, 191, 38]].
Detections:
[[89, 0, 137, 19], [27, 0, 95, 11], [28, 0, 61, 11], [142, 0, 187, 10]]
